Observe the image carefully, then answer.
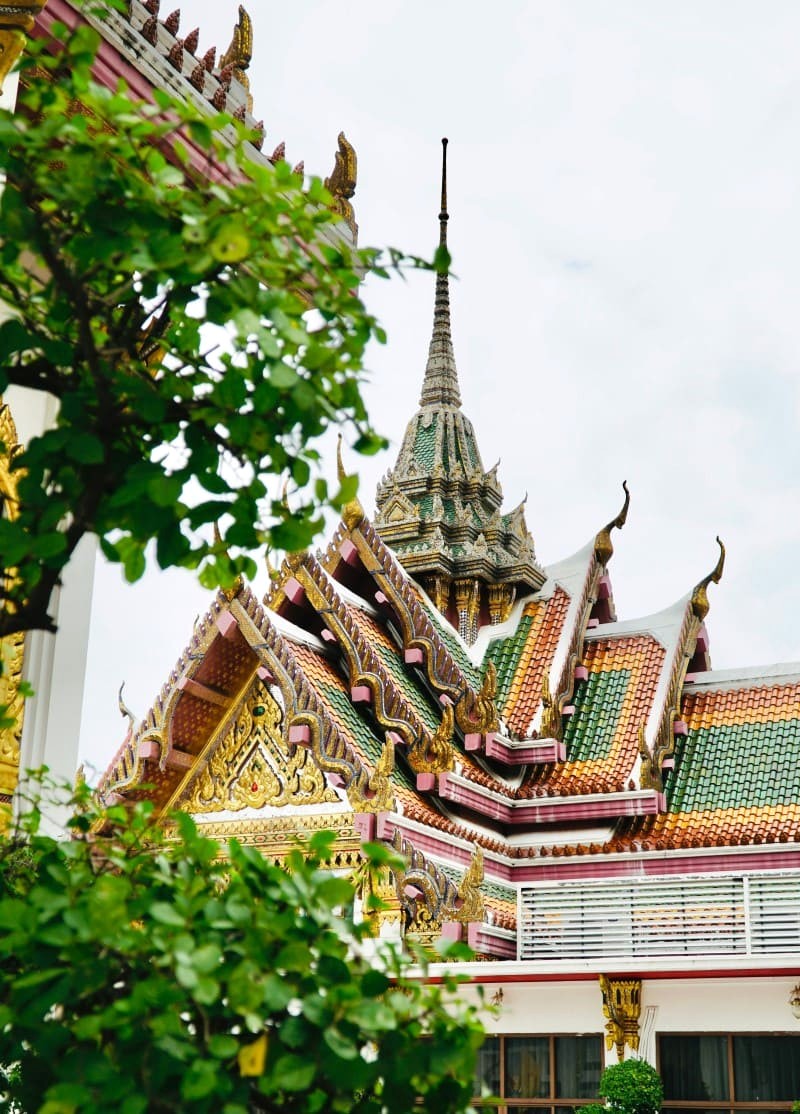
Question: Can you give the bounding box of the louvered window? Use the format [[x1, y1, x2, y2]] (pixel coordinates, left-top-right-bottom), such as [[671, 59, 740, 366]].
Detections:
[[519, 872, 800, 962]]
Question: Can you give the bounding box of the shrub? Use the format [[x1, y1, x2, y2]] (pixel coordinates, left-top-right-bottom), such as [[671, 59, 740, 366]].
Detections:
[[598, 1058, 664, 1114]]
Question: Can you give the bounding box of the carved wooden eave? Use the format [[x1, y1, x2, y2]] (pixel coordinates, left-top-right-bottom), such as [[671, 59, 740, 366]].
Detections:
[[316, 512, 501, 733], [635, 541, 725, 793]]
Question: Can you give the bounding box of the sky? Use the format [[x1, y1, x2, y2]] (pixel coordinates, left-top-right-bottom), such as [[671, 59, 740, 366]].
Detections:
[[79, 0, 800, 776]]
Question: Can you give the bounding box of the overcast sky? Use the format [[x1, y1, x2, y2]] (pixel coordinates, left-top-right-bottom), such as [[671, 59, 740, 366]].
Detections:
[[79, 0, 800, 776]]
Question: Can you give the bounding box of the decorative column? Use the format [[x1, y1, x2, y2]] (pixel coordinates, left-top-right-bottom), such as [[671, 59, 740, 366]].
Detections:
[[454, 578, 480, 644], [488, 583, 515, 626]]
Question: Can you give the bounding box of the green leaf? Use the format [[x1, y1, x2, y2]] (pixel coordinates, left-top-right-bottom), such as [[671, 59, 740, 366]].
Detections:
[[271, 1055, 316, 1093], [207, 1034, 239, 1059]]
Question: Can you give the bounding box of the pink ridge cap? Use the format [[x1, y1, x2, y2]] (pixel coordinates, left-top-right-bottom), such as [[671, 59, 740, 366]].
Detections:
[[284, 577, 305, 604], [375, 811, 394, 839], [256, 665, 274, 682], [464, 732, 483, 751], [405, 647, 424, 665], [339, 539, 359, 565], [673, 720, 688, 735], [215, 610, 238, 638], [350, 685, 371, 703], [288, 723, 311, 745], [574, 665, 589, 682], [416, 772, 436, 792], [353, 813, 376, 841], [321, 629, 337, 643], [440, 921, 463, 942], [374, 590, 389, 606]]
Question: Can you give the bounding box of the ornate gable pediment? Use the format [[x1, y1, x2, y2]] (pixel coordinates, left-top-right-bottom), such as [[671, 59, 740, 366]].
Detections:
[[178, 679, 338, 814], [376, 490, 419, 526]]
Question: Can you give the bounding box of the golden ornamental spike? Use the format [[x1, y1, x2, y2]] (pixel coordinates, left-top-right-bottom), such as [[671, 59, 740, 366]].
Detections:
[[324, 132, 358, 236], [454, 844, 485, 924], [336, 433, 347, 486], [594, 480, 630, 566], [691, 536, 725, 621], [408, 703, 455, 775], [220, 4, 253, 109]]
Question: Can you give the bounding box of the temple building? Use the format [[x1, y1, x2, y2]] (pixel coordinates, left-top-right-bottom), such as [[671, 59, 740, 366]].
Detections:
[[3, 1, 800, 1108], [98, 134, 800, 1108]]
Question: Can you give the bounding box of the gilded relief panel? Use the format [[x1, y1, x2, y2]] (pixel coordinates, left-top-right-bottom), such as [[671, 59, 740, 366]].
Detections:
[[183, 679, 338, 813], [0, 400, 24, 812]]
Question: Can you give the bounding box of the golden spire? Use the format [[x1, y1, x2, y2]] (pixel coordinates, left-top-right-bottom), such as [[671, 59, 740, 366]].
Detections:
[[419, 138, 462, 409], [691, 536, 725, 621]]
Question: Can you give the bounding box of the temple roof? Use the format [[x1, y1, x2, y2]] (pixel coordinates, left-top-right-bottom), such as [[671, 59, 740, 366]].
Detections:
[[99, 483, 800, 956], [94, 139, 800, 959]]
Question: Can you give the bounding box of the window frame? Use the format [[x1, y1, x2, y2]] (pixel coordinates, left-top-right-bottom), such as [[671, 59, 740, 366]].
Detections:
[[474, 1033, 604, 1112], [657, 1031, 800, 1114]]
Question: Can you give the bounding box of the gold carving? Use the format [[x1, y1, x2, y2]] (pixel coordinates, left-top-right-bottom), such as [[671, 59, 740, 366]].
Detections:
[[183, 680, 336, 813], [453, 845, 484, 924], [324, 132, 358, 237], [341, 495, 365, 530], [407, 702, 455, 775], [540, 672, 561, 741], [347, 734, 395, 813], [600, 975, 642, 1061], [220, 5, 253, 109], [352, 858, 402, 930], [0, 401, 24, 814], [691, 535, 725, 621], [455, 661, 499, 735], [0, 0, 47, 94], [594, 480, 630, 566]]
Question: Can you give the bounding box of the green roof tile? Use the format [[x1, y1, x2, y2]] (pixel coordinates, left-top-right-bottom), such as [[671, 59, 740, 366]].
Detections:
[[564, 668, 631, 763], [665, 717, 800, 813], [485, 615, 534, 712], [322, 683, 417, 793]]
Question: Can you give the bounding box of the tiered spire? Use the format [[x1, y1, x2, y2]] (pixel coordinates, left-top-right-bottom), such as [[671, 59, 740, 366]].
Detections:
[[375, 140, 545, 643], [420, 138, 461, 409]]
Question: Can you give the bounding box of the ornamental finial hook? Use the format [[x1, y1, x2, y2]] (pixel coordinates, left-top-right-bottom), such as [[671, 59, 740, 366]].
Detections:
[[594, 480, 630, 566], [691, 535, 725, 620]]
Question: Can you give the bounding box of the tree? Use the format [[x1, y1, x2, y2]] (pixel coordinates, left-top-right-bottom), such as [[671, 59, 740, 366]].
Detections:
[[0, 787, 484, 1113], [0, 7, 400, 641]]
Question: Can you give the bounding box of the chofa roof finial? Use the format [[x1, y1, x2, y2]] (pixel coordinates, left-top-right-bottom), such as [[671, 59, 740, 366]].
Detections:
[[594, 480, 630, 566], [691, 536, 725, 621]]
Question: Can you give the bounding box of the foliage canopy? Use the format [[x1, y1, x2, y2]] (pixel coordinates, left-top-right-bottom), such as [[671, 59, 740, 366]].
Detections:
[[0, 12, 399, 639], [0, 788, 484, 1113]]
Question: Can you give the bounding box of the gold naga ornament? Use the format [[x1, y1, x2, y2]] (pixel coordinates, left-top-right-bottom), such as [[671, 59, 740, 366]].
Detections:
[[182, 679, 337, 813], [0, 0, 48, 94], [0, 401, 25, 818], [324, 132, 358, 237]]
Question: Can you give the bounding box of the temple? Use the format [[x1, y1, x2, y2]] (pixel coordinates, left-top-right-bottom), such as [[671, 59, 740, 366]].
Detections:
[[97, 133, 800, 1104], [4, 2, 800, 1106]]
